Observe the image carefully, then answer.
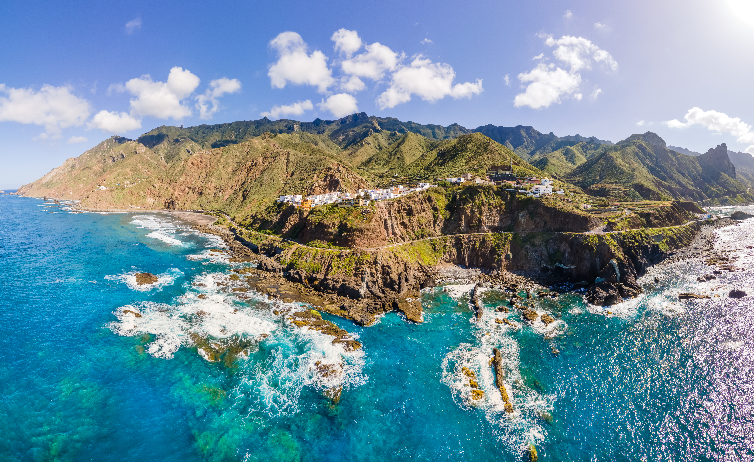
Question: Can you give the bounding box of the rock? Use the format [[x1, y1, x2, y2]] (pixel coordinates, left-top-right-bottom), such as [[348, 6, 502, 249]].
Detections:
[[731, 211, 754, 220], [197, 294, 207, 299], [678, 292, 709, 300], [528, 444, 538, 462], [135, 272, 158, 285], [729, 289, 747, 298], [540, 314, 555, 325], [393, 297, 423, 323], [522, 308, 538, 322], [492, 348, 514, 413], [586, 282, 621, 306], [654, 276, 660, 283]]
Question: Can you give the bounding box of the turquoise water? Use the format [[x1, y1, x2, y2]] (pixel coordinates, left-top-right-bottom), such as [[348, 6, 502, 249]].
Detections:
[[1, 194, 754, 461]]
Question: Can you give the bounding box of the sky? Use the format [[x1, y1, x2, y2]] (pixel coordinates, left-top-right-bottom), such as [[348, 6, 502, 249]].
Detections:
[[2, 0, 754, 189]]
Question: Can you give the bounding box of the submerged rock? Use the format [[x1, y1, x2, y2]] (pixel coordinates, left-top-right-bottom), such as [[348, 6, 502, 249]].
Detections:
[[135, 272, 158, 285], [521, 308, 538, 322]]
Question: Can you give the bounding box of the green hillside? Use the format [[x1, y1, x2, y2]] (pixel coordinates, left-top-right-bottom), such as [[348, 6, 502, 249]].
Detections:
[[564, 133, 750, 202]]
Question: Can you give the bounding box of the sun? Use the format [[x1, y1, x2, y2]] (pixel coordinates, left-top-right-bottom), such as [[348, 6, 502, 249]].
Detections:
[[727, 0, 754, 26]]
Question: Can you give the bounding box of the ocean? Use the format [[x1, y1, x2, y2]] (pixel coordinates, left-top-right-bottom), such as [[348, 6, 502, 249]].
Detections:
[[1, 194, 753, 461]]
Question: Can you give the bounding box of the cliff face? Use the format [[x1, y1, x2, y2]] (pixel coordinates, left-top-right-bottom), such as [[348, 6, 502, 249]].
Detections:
[[249, 187, 602, 249], [229, 218, 701, 323]]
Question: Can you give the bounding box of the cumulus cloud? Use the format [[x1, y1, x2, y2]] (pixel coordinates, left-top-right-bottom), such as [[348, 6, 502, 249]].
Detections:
[[260, 100, 313, 119], [513, 64, 581, 109], [88, 110, 142, 133], [331, 29, 362, 58], [664, 107, 754, 152], [339, 75, 366, 93], [421, 38, 433, 44], [0, 83, 91, 139], [594, 22, 607, 30], [377, 57, 483, 109], [591, 88, 602, 99], [319, 93, 358, 118], [268, 32, 333, 93], [532, 53, 544, 60], [564, 10, 573, 19], [341, 42, 400, 81], [124, 66, 200, 119], [514, 35, 616, 109], [195, 77, 241, 119], [67, 136, 87, 144], [125, 17, 142, 34], [637, 120, 645, 126], [504, 74, 510, 86]]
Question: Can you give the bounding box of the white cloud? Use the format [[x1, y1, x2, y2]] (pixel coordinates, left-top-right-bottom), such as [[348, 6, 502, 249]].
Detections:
[[67, 136, 87, 144], [125, 17, 142, 34], [319, 93, 358, 118], [513, 64, 581, 109], [514, 35, 616, 109], [594, 22, 607, 29], [195, 77, 241, 119], [0, 83, 91, 139], [339, 75, 366, 93], [260, 100, 313, 119], [591, 88, 602, 99], [664, 107, 754, 150], [341, 42, 400, 80], [107, 83, 125, 96], [331, 29, 362, 58], [545, 35, 617, 72], [124, 67, 200, 119], [268, 32, 333, 93], [746, 146, 754, 155], [504, 74, 510, 86], [88, 110, 142, 133], [532, 53, 544, 60], [663, 119, 689, 129], [377, 57, 483, 109], [421, 38, 433, 44], [637, 120, 645, 126], [564, 10, 573, 19]]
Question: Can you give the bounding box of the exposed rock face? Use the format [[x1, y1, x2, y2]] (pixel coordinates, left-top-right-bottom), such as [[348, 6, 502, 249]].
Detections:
[[135, 272, 158, 285], [699, 143, 736, 180]]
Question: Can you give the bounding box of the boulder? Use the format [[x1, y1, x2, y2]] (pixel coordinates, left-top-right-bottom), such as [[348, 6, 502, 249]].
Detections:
[[521, 308, 539, 322], [540, 314, 555, 325], [729, 289, 747, 298]]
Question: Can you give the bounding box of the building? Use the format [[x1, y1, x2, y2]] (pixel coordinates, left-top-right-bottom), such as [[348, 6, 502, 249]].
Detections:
[[488, 165, 517, 183]]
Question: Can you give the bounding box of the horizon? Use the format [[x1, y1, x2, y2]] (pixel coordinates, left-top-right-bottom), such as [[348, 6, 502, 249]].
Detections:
[[2, 0, 754, 189]]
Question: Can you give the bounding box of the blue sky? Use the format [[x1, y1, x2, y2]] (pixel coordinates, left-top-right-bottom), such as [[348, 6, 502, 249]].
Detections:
[[2, 0, 754, 189]]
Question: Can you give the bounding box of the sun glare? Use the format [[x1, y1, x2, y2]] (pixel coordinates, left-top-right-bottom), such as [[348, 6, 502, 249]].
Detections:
[[728, 0, 754, 26]]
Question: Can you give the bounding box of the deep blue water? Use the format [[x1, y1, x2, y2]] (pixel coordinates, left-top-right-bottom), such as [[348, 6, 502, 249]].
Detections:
[[2, 194, 754, 461]]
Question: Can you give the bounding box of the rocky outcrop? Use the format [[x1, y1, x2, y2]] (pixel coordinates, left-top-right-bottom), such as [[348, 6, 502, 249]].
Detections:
[[731, 211, 754, 220], [492, 348, 514, 413], [135, 272, 158, 285]]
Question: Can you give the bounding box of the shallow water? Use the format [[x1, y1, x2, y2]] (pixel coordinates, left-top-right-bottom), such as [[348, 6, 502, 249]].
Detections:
[[2, 195, 754, 460]]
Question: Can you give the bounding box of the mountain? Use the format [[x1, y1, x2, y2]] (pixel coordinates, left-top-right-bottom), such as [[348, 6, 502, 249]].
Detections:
[[474, 124, 612, 160], [667, 145, 702, 157], [564, 132, 748, 202], [17, 116, 549, 221], [728, 150, 754, 187]]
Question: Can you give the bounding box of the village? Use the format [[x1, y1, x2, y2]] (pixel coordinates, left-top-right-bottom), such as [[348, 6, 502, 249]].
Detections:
[[277, 166, 566, 211]]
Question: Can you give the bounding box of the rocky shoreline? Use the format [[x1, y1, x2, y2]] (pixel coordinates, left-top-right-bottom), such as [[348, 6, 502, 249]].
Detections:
[[188, 216, 733, 327]]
